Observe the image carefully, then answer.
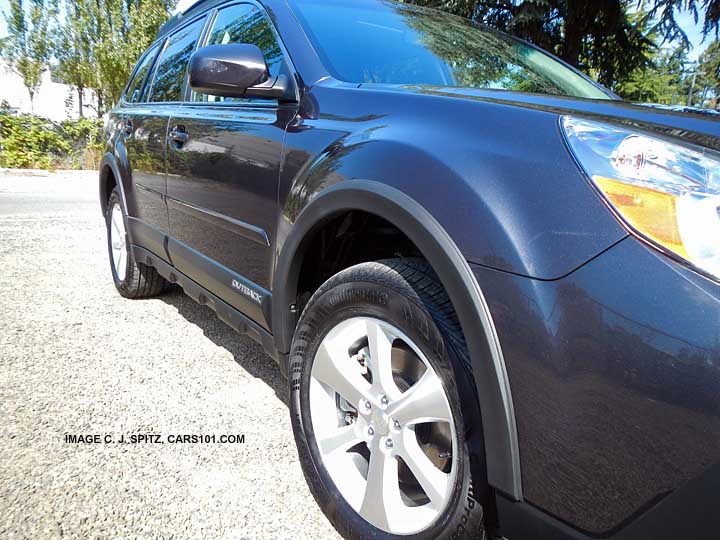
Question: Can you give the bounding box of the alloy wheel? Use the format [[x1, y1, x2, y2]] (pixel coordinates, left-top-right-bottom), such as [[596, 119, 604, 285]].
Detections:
[[309, 317, 457, 535], [110, 203, 128, 282]]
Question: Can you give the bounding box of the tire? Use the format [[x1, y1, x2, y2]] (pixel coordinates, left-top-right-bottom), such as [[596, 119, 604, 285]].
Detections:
[[290, 259, 489, 540], [105, 188, 166, 299]]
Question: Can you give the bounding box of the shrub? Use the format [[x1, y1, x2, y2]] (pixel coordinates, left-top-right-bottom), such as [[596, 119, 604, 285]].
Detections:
[[59, 117, 105, 170], [0, 108, 103, 170]]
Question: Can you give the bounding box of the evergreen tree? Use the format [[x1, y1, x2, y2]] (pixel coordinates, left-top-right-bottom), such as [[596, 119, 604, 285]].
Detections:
[[696, 40, 720, 106]]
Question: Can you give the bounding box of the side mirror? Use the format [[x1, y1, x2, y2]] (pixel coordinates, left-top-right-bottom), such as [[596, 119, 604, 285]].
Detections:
[[189, 44, 295, 101]]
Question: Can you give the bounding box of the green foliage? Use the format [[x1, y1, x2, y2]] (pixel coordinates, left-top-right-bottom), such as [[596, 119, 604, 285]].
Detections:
[[643, 0, 720, 47], [55, 0, 96, 115], [92, 0, 177, 109], [0, 108, 103, 169], [52, 0, 176, 113], [696, 40, 720, 106], [1, 0, 59, 110], [59, 116, 105, 168], [0, 111, 69, 168], [616, 45, 692, 104], [3, 0, 720, 170]]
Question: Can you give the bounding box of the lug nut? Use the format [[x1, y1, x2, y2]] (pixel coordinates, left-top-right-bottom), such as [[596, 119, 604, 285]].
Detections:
[[356, 349, 369, 375], [380, 395, 389, 406], [364, 400, 372, 411], [367, 426, 375, 437], [393, 419, 401, 431], [385, 438, 394, 449]]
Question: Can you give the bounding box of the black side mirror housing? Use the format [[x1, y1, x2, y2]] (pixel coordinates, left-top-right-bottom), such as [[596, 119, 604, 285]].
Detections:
[[189, 43, 295, 101]]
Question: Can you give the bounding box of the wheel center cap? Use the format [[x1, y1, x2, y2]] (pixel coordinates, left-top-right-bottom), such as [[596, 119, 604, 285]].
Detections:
[[370, 409, 391, 436]]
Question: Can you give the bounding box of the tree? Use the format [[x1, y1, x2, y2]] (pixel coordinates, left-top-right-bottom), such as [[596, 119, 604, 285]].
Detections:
[[51, 0, 175, 115], [91, 0, 176, 111], [616, 46, 691, 102], [696, 40, 720, 106], [0, 0, 58, 112], [55, 1, 96, 116], [643, 0, 720, 47]]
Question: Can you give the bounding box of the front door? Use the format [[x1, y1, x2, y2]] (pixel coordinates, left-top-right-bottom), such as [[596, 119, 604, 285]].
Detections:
[[165, 2, 297, 329], [125, 13, 209, 259]]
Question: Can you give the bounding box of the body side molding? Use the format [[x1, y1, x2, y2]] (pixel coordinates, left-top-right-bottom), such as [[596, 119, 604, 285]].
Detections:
[[272, 179, 523, 500], [126, 217, 170, 264], [131, 244, 280, 368], [166, 195, 271, 247]]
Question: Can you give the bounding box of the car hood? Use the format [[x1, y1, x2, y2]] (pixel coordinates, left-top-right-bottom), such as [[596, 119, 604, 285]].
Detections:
[[370, 84, 720, 151]]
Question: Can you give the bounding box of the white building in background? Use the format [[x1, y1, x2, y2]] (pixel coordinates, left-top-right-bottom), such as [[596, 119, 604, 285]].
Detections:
[[0, 60, 98, 122]]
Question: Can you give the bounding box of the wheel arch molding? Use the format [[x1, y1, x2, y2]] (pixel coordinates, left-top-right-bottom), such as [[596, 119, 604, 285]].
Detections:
[[99, 147, 132, 218], [272, 179, 523, 500]]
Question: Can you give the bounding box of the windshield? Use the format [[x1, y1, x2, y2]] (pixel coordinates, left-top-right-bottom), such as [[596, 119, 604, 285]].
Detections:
[[293, 0, 611, 100]]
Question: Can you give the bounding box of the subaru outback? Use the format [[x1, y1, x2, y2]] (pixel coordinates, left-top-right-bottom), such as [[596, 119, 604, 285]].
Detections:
[[99, 1, 720, 539]]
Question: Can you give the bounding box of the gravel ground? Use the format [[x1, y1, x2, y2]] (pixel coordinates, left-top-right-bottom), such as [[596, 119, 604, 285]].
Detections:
[[0, 171, 341, 540]]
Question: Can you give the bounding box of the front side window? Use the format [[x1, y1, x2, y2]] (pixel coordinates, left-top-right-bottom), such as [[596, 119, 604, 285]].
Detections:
[[293, 0, 611, 100], [148, 16, 207, 102], [125, 43, 162, 103], [192, 3, 284, 103]]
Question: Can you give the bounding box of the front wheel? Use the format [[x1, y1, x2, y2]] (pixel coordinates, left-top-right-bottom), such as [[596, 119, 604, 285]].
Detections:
[[290, 259, 488, 540]]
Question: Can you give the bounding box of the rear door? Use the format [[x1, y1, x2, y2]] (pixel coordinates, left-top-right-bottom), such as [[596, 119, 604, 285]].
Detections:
[[126, 14, 208, 259], [165, 2, 298, 329], [119, 41, 169, 258]]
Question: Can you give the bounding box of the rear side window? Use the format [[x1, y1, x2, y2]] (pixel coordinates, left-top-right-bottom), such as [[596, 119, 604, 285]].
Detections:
[[125, 43, 162, 103], [148, 17, 207, 102], [192, 4, 284, 103]]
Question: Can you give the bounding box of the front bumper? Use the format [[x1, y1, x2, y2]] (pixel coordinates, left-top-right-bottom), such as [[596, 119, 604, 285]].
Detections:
[[472, 236, 720, 536]]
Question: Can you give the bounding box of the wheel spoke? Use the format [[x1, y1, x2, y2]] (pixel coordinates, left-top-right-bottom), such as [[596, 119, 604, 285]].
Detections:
[[313, 338, 371, 408], [398, 431, 450, 508], [116, 249, 125, 274], [386, 370, 452, 426], [365, 319, 399, 398], [112, 211, 123, 236], [318, 424, 362, 456], [309, 317, 458, 535], [360, 439, 404, 530]]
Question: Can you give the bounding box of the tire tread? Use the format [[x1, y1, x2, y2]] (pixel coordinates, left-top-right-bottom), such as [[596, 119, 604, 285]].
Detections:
[[106, 189, 167, 299], [291, 257, 488, 540]]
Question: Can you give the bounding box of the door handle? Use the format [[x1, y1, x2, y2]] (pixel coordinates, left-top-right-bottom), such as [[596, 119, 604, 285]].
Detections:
[[169, 126, 188, 146]]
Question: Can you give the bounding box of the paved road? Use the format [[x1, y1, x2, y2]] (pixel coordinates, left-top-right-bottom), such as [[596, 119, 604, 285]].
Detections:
[[0, 171, 341, 540]]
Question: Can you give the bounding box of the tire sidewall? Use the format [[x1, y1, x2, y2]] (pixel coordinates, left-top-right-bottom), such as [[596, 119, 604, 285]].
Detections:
[[105, 190, 134, 293], [290, 272, 486, 540]]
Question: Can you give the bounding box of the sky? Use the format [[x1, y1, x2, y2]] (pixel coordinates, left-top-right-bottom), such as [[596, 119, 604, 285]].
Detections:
[[0, 0, 7, 38], [0, 0, 712, 62], [0, 0, 8, 39], [675, 8, 711, 61]]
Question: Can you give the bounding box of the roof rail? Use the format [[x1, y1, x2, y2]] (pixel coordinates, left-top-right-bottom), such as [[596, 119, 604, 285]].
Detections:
[[157, 0, 211, 39]]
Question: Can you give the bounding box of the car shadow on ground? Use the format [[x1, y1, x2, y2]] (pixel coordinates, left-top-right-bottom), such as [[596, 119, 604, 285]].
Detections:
[[159, 285, 289, 407]]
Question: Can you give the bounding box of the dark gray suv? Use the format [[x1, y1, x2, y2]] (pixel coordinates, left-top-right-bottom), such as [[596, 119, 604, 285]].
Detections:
[[99, 1, 720, 539]]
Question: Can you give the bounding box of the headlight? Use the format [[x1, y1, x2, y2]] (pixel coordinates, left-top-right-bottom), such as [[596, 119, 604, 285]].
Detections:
[[563, 116, 720, 280]]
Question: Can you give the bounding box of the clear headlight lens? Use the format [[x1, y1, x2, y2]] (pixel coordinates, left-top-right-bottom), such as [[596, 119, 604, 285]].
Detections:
[[563, 116, 720, 279]]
